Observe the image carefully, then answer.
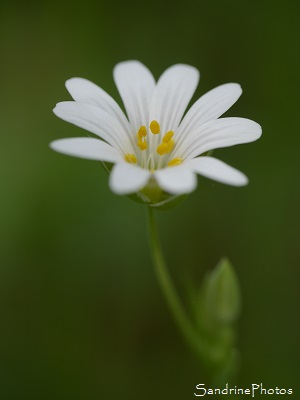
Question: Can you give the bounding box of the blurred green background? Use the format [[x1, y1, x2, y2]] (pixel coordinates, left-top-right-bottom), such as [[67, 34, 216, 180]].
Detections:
[[1, 0, 299, 398]]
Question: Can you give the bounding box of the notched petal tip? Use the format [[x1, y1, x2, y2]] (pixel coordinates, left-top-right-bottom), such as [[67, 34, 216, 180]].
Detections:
[[65, 77, 77, 86], [65, 76, 82, 84], [65, 77, 85, 92], [49, 140, 57, 151], [226, 82, 243, 98], [52, 101, 69, 115], [52, 104, 59, 114], [245, 119, 262, 140], [167, 63, 200, 78], [52, 102, 75, 120], [113, 60, 146, 76], [225, 82, 242, 90]]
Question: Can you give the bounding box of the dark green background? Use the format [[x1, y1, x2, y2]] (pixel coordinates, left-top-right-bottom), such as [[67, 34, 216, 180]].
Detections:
[[1, 0, 299, 398]]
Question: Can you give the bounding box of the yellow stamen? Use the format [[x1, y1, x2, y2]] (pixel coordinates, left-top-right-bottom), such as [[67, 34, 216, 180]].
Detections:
[[124, 153, 137, 164], [168, 157, 183, 167], [156, 142, 168, 155], [137, 125, 147, 138], [165, 138, 174, 153], [150, 120, 160, 134], [156, 137, 175, 155], [162, 130, 174, 143], [137, 139, 148, 151], [136, 126, 148, 151]]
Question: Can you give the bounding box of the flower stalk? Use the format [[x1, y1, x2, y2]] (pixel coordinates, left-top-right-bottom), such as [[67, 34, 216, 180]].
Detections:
[[147, 206, 207, 358], [147, 206, 241, 385]]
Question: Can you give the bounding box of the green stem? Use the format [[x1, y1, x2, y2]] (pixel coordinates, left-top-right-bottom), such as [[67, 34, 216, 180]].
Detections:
[[147, 206, 207, 360]]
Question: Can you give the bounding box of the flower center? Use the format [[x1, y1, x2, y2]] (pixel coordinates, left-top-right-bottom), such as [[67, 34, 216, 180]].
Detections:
[[124, 120, 182, 170]]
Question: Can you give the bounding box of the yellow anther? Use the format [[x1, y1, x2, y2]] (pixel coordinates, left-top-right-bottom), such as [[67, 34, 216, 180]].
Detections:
[[124, 154, 137, 164], [168, 157, 183, 167], [150, 120, 160, 134], [156, 137, 174, 155], [137, 139, 148, 151], [137, 125, 147, 138], [162, 131, 174, 143], [165, 138, 174, 153], [156, 142, 168, 155]]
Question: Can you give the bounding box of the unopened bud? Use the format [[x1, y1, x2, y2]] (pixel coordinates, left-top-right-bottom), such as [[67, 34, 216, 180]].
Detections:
[[203, 258, 241, 324]]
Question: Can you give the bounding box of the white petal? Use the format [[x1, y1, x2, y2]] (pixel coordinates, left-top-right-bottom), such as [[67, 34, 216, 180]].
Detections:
[[187, 156, 248, 186], [50, 138, 123, 163], [149, 64, 199, 133], [65, 77, 131, 138], [113, 61, 156, 132], [154, 165, 197, 195], [177, 83, 242, 147], [109, 163, 151, 195], [176, 118, 262, 161], [53, 102, 134, 154]]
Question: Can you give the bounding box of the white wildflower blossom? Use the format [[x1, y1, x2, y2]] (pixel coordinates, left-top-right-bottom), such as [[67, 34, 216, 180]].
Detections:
[[51, 61, 261, 203]]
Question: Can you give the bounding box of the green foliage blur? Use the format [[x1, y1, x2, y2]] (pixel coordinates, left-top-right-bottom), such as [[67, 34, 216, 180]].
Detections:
[[0, 0, 299, 398]]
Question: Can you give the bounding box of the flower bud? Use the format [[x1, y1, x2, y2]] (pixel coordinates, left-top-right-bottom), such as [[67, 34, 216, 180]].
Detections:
[[203, 258, 241, 324]]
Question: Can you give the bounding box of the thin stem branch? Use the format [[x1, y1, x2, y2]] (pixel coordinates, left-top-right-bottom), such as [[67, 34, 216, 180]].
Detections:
[[147, 206, 207, 360]]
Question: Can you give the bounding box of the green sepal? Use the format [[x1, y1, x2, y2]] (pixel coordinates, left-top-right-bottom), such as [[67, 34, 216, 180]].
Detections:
[[148, 194, 187, 210], [127, 191, 187, 210]]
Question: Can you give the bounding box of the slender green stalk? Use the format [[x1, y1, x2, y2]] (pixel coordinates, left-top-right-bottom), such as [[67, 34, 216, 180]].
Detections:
[[147, 206, 206, 359]]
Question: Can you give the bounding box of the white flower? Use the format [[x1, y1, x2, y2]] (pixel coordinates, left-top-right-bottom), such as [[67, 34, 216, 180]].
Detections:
[[51, 61, 261, 203]]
